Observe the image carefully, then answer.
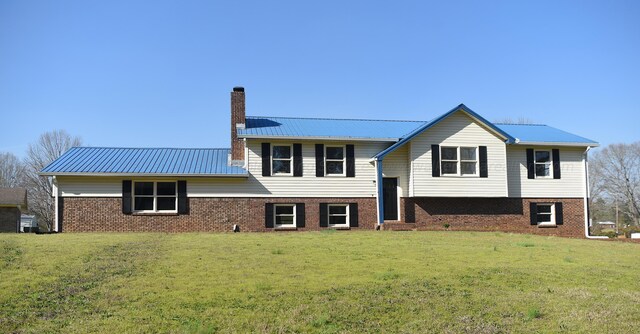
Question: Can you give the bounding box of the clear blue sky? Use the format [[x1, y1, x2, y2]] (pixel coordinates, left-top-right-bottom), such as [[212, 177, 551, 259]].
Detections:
[[1, 0, 638, 158]]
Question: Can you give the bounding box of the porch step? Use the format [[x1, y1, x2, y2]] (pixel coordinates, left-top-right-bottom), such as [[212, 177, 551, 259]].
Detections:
[[382, 221, 416, 231]]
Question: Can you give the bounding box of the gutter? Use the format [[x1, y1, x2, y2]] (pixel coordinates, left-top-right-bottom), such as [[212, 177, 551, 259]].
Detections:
[[583, 146, 606, 239], [38, 172, 249, 178]]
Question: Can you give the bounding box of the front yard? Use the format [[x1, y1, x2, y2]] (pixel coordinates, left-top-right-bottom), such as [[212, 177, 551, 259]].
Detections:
[[1, 231, 638, 333]]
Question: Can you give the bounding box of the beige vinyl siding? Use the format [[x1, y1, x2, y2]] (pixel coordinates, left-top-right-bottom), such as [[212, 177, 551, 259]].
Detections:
[[57, 141, 387, 198], [382, 145, 409, 197], [410, 111, 508, 197], [506, 146, 586, 198], [241, 140, 384, 197]]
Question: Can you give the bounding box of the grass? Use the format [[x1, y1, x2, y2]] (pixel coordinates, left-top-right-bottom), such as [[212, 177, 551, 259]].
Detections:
[[0, 231, 639, 333]]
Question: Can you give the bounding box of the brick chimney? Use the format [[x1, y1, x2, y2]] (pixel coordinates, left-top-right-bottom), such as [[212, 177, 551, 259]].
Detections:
[[230, 86, 246, 162]]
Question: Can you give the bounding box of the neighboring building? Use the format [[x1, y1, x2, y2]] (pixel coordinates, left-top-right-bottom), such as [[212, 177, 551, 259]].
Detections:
[[20, 214, 38, 233], [40, 87, 599, 237], [0, 188, 28, 233], [595, 221, 616, 231]]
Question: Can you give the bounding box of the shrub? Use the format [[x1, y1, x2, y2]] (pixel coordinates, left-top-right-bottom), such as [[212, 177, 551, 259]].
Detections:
[[443, 224, 450, 229], [621, 226, 640, 238]]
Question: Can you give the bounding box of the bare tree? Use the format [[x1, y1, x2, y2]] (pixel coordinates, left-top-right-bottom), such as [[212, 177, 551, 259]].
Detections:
[[23, 130, 82, 231], [0, 152, 25, 188], [590, 142, 640, 226]]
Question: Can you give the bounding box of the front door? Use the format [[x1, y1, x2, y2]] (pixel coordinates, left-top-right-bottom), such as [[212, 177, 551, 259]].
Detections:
[[383, 178, 398, 220]]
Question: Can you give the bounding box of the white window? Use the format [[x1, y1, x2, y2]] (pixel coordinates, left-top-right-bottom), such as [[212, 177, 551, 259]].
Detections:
[[441, 146, 477, 176], [328, 204, 349, 227], [274, 204, 296, 227], [272, 145, 292, 175], [535, 150, 551, 178], [325, 146, 345, 176], [536, 203, 555, 227], [133, 181, 177, 213]]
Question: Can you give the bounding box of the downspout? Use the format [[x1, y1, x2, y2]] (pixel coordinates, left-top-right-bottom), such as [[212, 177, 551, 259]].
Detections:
[[583, 146, 606, 239], [374, 159, 385, 227], [53, 176, 59, 233]]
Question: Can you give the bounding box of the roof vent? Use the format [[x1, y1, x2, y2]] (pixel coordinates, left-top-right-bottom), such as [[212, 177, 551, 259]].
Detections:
[[233, 86, 244, 92]]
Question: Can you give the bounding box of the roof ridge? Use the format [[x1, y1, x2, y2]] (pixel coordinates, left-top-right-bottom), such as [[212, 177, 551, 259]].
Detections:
[[494, 123, 547, 126], [246, 115, 426, 123]]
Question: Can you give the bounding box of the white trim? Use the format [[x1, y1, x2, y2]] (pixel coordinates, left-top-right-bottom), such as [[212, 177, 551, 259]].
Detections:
[[132, 181, 178, 214], [271, 144, 293, 176], [327, 204, 350, 228], [238, 134, 400, 142], [274, 203, 296, 228], [325, 145, 346, 176], [513, 141, 599, 147]]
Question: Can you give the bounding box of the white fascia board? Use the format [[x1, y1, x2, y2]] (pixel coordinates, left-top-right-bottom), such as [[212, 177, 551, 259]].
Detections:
[[238, 134, 400, 142], [511, 141, 599, 147]]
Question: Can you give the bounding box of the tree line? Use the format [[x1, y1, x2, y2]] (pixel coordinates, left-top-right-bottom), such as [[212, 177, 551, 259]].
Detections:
[[0, 130, 81, 231]]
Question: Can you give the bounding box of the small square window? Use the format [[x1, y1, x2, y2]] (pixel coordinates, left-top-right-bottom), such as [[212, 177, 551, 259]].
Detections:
[[274, 204, 296, 226], [328, 204, 349, 227], [536, 204, 555, 227]]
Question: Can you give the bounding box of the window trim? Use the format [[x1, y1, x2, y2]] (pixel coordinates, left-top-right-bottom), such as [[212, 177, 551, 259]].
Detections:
[[325, 145, 346, 177], [534, 150, 553, 179], [132, 181, 178, 213], [327, 204, 349, 227], [271, 144, 293, 176], [440, 146, 478, 177], [536, 203, 556, 227], [274, 204, 296, 228]]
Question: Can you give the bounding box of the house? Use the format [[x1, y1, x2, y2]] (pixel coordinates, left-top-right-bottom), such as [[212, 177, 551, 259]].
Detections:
[[40, 87, 599, 237], [0, 188, 28, 233]]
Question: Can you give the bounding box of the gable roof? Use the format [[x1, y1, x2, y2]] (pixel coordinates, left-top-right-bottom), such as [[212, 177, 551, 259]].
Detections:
[[495, 123, 598, 146], [373, 104, 515, 160], [238, 116, 426, 141], [40, 147, 247, 177], [0, 188, 27, 208]]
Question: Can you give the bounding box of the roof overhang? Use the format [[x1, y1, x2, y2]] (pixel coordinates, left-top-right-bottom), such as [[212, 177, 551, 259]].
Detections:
[[237, 134, 400, 142], [38, 172, 249, 178], [511, 141, 600, 147]]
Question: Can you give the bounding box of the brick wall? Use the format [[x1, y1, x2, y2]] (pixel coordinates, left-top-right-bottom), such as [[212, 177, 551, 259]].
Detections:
[[0, 207, 20, 233], [61, 197, 378, 232], [394, 197, 585, 237]]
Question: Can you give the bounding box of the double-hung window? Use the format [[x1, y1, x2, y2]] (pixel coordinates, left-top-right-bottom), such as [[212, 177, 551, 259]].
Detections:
[[534, 150, 551, 178], [536, 203, 555, 227], [441, 146, 477, 176], [272, 145, 292, 175], [325, 146, 345, 176], [133, 181, 177, 213], [328, 204, 349, 227], [274, 204, 296, 227]]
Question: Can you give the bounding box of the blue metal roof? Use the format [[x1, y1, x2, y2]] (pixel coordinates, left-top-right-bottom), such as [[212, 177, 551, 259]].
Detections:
[[40, 147, 247, 176], [495, 124, 598, 145], [238, 116, 426, 141]]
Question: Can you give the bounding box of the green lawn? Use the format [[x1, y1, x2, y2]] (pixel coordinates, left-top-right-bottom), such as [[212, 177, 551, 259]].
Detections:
[[1, 231, 639, 333]]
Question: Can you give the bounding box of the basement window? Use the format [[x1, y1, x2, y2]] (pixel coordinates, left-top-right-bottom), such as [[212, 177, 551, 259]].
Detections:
[[133, 181, 177, 213], [328, 204, 349, 227], [274, 204, 296, 228], [536, 203, 555, 227]]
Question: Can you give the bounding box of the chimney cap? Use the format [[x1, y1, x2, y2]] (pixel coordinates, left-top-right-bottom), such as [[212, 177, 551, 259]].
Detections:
[[233, 86, 245, 92]]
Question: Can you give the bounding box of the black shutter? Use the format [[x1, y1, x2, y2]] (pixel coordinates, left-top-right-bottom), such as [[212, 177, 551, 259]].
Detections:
[[349, 203, 358, 227], [122, 180, 132, 214], [346, 144, 355, 177], [552, 149, 561, 179], [431, 145, 440, 177], [479, 146, 488, 178], [293, 143, 303, 177], [529, 202, 538, 225], [315, 144, 325, 177], [319, 203, 328, 227], [262, 143, 271, 177], [296, 203, 305, 228], [58, 197, 64, 232], [555, 202, 563, 225], [177, 180, 188, 214], [526, 148, 535, 179], [265, 203, 274, 228]]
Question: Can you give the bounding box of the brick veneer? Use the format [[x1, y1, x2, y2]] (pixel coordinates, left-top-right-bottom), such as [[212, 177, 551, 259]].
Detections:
[[61, 197, 378, 232], [393, 197, 585, 237]]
